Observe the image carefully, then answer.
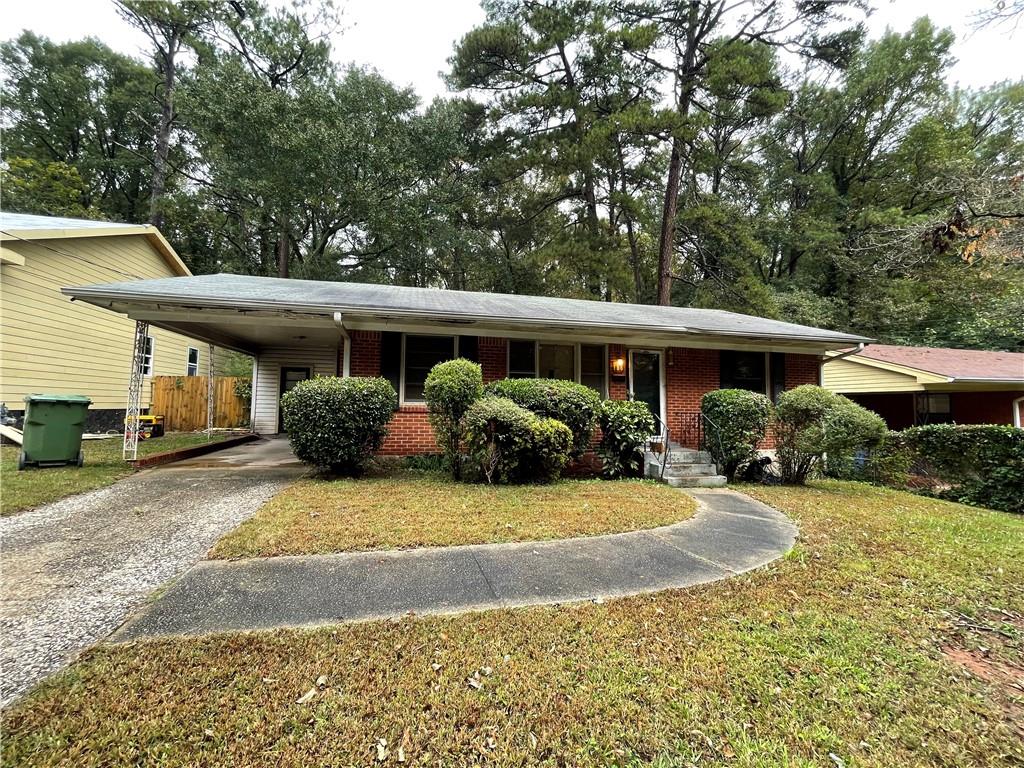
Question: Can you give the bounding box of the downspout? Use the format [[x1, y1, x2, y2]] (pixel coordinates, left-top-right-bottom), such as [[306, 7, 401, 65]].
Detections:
[[333, 312, 351, 377], [1013, 395, 1024, 428], [818, 343, 865, 387]]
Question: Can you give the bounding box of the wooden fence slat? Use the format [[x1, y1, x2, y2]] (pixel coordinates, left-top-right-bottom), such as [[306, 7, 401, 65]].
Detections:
[[150, 376, 250, 432]]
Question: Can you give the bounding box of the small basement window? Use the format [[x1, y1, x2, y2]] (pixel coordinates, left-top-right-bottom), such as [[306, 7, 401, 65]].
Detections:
[[186, 347, 199, 376], [403, 334, 456, 401]]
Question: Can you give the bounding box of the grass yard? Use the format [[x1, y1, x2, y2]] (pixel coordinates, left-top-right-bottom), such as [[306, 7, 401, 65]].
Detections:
[[0, 432, 231, 516], [4, 481, 1022, 767], [208, 470, 697, 558]]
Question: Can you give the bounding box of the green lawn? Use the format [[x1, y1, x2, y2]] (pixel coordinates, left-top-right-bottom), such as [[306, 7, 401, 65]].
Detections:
[[1, 433, 230, 516], [4, 481, 1022, 766], [209, 471, 697, 558]]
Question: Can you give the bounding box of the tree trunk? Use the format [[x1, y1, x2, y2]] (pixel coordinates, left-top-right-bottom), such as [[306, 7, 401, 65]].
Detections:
[[149, 37, 178, 230], [277, 223, 290, 278], [656, 137, 684, 305]]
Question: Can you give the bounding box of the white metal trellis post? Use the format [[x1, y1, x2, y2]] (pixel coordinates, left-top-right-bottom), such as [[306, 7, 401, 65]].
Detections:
[[206, 343, 214, 441], [123, 320, 149, 461]]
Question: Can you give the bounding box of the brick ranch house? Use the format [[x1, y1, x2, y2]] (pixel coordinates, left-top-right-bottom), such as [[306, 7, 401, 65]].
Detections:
[[63, 274, 869, 454]]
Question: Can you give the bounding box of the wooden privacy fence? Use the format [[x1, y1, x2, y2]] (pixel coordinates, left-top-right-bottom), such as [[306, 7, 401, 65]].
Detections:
[[150, 376, 250, 432]]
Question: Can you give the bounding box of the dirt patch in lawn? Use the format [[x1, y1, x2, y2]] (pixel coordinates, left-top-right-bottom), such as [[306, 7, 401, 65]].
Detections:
[[208, 470, 697, 558]]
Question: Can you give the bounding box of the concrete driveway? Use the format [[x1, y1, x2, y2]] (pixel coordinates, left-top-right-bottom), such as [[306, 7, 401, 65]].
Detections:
[[0, 437, 303, 706]]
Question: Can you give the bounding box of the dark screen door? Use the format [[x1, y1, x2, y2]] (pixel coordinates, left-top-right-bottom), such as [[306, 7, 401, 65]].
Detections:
[[629, 350, 662, 424], [278, 367, 311, 433]]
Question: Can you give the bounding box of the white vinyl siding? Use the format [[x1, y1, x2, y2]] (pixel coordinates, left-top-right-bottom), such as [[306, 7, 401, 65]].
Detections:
[[252, 345, 339, 434]]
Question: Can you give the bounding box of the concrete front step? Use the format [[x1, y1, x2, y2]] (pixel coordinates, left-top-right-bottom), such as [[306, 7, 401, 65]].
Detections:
[[665, 474, 728, 488], [645, 449, 713, 465], [647, 460, 719, 478]]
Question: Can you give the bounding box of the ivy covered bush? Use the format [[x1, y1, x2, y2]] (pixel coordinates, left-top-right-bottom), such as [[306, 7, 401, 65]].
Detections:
[[485, 378, 601, 457], [700, 388, 772, 481], [423, 358, 483, 479], [902, 424, 1023, 514], [281, 376, 397, 474], [462, 397, 570, 484], [774, 385, 886, 484], [597, 399, 655, 478]]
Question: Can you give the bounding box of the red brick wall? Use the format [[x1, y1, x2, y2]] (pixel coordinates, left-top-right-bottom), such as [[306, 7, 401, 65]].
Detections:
[[378, 406, 439, 455], [951, 390, 1024, 425], [608, 343, 628, 400], [349, 330, 381, 377], [785, 354, 821, 390], [479, 337, 507, 383]]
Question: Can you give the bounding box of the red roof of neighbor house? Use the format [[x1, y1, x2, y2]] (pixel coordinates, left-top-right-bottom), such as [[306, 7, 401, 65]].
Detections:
[[855, 344, 1024, 382]]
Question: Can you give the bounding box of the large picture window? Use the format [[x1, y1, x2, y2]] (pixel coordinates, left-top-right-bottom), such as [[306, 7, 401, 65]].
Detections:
[[508, 340, 536, 378], [720, 350, 766, 394], [506, 340, 606, 395], [403, 334, 456, 401], [579, 344, 607, 397], [538, 344, 574, 380]]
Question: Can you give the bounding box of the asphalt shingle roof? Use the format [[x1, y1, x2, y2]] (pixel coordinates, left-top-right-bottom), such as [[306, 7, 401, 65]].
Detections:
[[856, 344, 1024, 381], [64, 273, 871, 345]]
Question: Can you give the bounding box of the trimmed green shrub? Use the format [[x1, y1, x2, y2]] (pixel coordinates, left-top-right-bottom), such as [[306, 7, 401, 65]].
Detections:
[[774, 385, 887, 484], [527, 417, 574, 483], [700, 388, 773, 481], [282, 376, 397, 474], [485, 378, 601, 458], [902, 424, 1024, 514], [423, 358, 483, 479], [462, 397, 536, 484], [597, 399, 655, 478], [826, 430, 912, 487]]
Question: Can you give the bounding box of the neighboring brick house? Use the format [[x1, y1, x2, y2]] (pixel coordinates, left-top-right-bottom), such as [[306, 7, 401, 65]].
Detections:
[[823, 344, 1024, 430], [63, 274, 869, 454]]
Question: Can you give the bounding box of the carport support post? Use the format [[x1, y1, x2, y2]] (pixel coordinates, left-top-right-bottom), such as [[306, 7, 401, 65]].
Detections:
[[206, 343, 214, 441], [123, 320, 149, 461]]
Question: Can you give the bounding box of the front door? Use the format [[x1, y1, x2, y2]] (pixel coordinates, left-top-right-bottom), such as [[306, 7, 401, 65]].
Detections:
[[278, 366, 311, 433], [629, 350, 663, 425]]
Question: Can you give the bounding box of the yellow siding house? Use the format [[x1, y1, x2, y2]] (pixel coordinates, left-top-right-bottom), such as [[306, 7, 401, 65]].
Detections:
[[0, 212, 225, 430]]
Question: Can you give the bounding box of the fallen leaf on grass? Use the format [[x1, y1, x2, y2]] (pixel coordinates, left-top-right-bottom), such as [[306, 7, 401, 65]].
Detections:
[[296, 688, 317, 705]]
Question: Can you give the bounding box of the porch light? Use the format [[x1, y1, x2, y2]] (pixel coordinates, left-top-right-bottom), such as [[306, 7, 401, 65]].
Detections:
[[610, 355, 627, 376]]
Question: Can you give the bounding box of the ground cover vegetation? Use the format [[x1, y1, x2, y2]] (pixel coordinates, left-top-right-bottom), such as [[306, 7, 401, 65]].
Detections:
[[1, 2, 1021, 350], [5, 482, 1022, 765], [0, 432, 229, 515]]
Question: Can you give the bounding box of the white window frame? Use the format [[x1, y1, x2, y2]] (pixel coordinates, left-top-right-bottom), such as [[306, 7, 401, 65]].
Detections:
[[186, 346, 200, 376], [141, 335, 155, 377], [504, 340, 608, 397], [399, 333, 458, 405]]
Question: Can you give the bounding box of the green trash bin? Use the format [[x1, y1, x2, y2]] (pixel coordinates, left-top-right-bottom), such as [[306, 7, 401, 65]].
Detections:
[[19, 394, 92, 470]]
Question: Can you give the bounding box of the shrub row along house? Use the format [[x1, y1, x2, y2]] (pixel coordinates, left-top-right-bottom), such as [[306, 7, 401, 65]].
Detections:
[[62, 273, 868, 452], [0, 213, 227, 430]]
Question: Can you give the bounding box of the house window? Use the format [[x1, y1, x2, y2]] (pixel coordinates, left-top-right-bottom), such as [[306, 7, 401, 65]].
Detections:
[[580, 344, 607, 397], [508, 340, 536, 378], [140, 336, 155, 376], [720, 350, 766, 394], [186, 347, 199, 376], [916, 393, 952, 425], [403, 334, 456, 401], [769, 352, 786, 403], [538, 344, 574, 380]]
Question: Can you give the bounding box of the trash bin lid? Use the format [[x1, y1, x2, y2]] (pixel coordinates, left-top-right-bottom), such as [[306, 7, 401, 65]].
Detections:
[[24, 393, 93, 405]]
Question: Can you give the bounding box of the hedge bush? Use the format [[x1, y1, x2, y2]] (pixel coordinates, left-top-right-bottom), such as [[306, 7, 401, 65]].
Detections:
[[485, 378, 601, 458], [527, 417, 574, 483], [281, 376, 397, 474], [700, 388, 773, 481], [902, 424, 1024, 514], [774, 384, 886, 484], [825, 430, 912, 487], [597, 399, 655, 478], [423, 358, 483, 479]]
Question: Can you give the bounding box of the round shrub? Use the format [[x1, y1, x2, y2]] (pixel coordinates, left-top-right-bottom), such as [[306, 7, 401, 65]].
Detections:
[[485, 378, 601, 458], [700, 388, 772, 481], [281, 376, 397, 474], [774, 384, 886, 484], [423, 358, 483, 479], [462, 396, 536, 484], [597, 399, 655, 478], [527, 417, 574, 483]]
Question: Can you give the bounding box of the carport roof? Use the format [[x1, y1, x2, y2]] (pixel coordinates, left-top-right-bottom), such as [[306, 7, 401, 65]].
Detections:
[[63, 273, 871, 350]]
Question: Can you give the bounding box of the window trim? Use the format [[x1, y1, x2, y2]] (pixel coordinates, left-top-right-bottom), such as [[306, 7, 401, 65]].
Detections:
[[721, 350, 771, 398], [186, 346, 200, 377], [141, 335, 155, 377], [399, 333, 458, 405]]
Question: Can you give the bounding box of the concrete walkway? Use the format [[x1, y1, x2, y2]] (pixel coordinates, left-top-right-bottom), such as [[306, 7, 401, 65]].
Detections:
[[0, 438, 304, 706], [114, 489, 797, 641]]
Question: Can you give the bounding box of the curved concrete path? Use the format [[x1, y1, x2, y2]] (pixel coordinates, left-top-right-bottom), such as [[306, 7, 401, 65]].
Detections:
[[114, 489, 796, 641]]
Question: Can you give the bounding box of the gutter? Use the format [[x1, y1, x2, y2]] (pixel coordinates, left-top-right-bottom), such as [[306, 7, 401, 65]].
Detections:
[[62, 287, 873, 347], [821, 342, 866, 363], [333, 312, 351, 377]]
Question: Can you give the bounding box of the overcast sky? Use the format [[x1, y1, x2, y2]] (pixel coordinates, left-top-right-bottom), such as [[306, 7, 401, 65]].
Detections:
[[1, 0, 1021, 104]]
